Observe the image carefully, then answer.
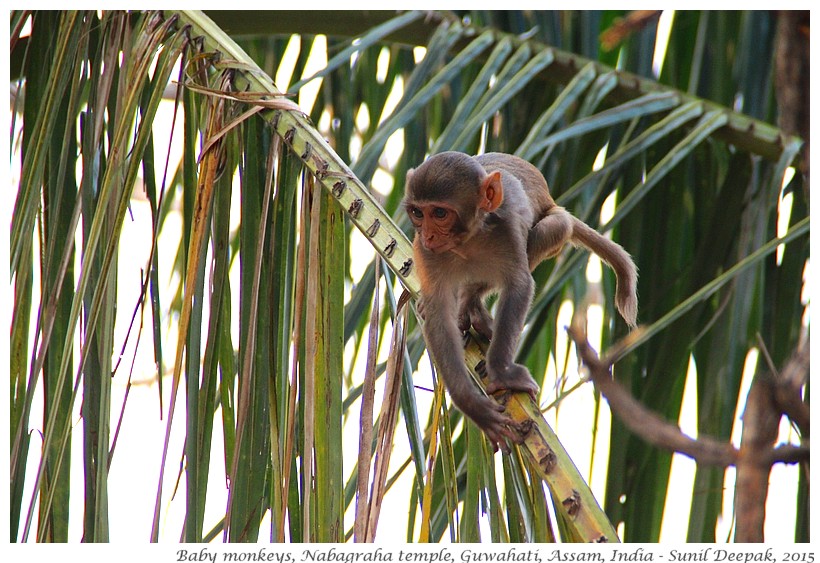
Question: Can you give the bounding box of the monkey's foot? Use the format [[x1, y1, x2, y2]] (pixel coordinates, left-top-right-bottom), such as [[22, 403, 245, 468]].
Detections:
[[484, 363, 540, 402], [457, 305, 494, 341]]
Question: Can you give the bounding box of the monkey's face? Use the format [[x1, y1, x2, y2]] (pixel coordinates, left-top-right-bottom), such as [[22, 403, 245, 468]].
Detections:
[[403, 153, 496, 255], [405, 201, 465, 253]]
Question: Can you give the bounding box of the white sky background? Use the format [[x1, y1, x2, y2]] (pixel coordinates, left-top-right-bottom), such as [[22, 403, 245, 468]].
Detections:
[[5, 9, 811, 546]]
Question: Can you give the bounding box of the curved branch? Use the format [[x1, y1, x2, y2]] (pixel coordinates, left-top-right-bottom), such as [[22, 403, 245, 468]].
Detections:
[[567, 324, 737, 467]]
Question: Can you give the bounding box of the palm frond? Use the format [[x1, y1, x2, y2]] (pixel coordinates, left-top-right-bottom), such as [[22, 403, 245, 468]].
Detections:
[[10, 9, 807, 544]]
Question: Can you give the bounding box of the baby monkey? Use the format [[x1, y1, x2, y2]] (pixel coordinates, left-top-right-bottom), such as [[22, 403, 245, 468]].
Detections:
[[404, 151, 637, 451]]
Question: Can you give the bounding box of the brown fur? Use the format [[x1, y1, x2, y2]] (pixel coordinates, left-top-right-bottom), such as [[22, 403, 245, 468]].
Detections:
[[405, 151, 638, 451]]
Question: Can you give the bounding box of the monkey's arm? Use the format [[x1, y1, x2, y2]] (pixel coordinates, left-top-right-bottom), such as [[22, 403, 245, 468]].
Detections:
[[483, 263, 540, 398], [419, 293, 523, 451]]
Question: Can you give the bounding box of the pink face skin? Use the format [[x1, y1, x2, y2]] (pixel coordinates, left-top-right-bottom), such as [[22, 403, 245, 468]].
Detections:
[[406, 203, 463, 253]]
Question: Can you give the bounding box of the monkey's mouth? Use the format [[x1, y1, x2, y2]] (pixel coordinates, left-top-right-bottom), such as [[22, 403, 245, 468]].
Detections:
[[422, 240, 455, 253]]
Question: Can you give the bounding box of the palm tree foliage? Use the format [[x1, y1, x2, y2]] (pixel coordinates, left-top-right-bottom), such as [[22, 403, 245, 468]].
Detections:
[[9, 10, 808, 543]]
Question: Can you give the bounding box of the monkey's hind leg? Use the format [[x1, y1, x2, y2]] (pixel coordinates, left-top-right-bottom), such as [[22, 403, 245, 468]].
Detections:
[[527, 206, 574, 271], [457, 283, 494, 340]]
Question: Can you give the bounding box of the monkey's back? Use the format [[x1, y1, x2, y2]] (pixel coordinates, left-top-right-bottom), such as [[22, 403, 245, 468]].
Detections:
[[475, 153, 555, 222]]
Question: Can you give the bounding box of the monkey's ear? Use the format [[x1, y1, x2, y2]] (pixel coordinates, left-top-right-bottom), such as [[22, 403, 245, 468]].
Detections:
[[404, 168, 415, 194], [479, 171, 504, 212]]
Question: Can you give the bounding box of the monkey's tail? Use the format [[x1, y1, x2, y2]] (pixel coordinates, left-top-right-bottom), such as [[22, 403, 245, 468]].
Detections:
[[570, 218, 638, 327]]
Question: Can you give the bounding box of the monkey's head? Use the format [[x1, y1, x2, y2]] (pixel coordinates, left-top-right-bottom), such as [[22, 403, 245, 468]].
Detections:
[[404, 152, 504, 254]]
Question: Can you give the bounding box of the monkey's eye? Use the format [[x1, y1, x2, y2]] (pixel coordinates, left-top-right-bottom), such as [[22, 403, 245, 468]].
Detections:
[[408, 206, 423, 219], [432, 207, 448, 219]]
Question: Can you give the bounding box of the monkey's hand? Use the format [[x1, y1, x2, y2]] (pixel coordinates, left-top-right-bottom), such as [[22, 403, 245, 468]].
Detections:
[[467, 395, 526, 453], [482, 362, 540, 402]]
